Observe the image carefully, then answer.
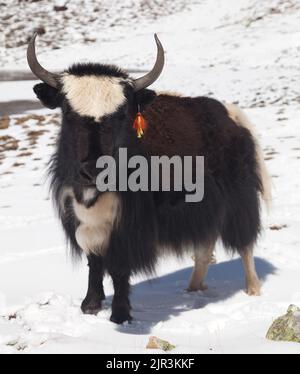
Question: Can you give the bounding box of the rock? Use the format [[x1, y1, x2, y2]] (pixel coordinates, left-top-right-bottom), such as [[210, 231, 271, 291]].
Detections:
[[34, 26, 46, 36], [0, 116, 10, 130], [266, 305, 300, 343], [146, 336, 176, 351], [54, 5, 68, 12]]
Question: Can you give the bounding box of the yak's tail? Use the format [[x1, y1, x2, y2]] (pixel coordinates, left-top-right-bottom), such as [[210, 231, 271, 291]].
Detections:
[[224, 103, 272, 210]]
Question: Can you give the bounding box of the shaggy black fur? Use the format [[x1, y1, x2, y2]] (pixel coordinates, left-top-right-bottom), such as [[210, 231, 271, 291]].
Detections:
[[81, 254, 106, 315], [67, 63, 129, 79], [33, 63, 263, 324]]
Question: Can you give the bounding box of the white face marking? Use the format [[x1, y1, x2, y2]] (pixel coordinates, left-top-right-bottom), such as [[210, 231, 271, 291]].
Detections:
[[62, 74, 126, 121], [73, 192, 120, 255]]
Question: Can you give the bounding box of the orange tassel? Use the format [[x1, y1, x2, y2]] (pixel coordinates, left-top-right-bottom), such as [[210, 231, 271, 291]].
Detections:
[[133, 112, 148, 138]]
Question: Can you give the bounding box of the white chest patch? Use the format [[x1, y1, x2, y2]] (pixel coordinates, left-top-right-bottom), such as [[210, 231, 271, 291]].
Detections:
[[72, 192, 120, 255], [62, 74, 126, 121]]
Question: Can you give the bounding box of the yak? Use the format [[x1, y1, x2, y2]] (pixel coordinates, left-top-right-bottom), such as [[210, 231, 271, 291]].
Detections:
[[27, 33, 270, 324]]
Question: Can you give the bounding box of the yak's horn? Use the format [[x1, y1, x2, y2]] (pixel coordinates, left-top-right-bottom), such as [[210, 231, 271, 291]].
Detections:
[[27, 32, 60, 88], [133, 34, 165, 92]]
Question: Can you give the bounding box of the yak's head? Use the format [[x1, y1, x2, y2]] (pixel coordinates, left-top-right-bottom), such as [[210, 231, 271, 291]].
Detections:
[[27, 33, 164, 185]]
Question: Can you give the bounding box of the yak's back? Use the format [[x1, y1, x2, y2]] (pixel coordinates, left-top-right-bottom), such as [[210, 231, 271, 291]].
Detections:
[[142, 94, 256, 178]]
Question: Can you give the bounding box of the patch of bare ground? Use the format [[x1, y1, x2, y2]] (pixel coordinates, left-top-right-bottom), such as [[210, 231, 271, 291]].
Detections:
[[18, 151, 32, 157], [27, 129, 49, 146], [265, 150, 279, 156], [0, 135, 19, 152], [0, 116, 10, 130], [0, 101, 43, 116], [15, 114, 46, 126], [12, 162, 25, 168], [269, 224, 288, 231]]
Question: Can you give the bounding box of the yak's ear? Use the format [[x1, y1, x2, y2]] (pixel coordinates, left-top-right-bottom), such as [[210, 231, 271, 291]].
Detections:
[[135, 89, 157, 111], [33, 83, 63, 109]]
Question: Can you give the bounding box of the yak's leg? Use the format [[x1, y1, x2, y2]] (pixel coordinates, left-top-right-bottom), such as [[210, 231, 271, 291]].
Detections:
[[109, 271, 132, 324], [81, 254, 105, 315], [239, 246, 261, 296], [210, 251, 217, 264], [188, 243, 215, 292]]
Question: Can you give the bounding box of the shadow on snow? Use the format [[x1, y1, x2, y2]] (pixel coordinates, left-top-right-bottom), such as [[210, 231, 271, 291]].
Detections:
[[110, 256, 276, 335]]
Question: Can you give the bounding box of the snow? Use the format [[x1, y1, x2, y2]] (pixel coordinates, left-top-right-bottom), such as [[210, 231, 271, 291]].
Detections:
[[0, 0, 300, 353], [0, 81, 38, 102]]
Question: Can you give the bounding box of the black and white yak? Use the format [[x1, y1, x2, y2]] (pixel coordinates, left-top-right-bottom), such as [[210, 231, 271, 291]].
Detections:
[[27, 33, 271, 324]]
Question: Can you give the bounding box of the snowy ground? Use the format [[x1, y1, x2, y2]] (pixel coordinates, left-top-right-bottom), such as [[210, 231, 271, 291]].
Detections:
[[0, 0, 300, 354]]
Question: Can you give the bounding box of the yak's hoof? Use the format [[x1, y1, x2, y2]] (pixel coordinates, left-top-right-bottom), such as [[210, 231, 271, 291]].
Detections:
[[110, 308, 132, 324], [81, 297, 102, 315], [245, 278, 261, 296], [245, 284, 261, 296], [187, 283, 208, 292]]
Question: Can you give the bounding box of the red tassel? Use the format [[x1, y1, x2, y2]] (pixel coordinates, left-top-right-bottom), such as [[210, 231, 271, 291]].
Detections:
[[133, 112, 148, 138]]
